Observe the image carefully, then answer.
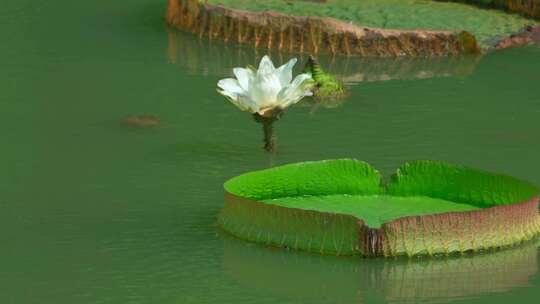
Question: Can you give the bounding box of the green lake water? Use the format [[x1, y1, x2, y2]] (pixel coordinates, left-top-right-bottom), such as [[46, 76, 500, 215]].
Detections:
[[1, 0, 540, 303]]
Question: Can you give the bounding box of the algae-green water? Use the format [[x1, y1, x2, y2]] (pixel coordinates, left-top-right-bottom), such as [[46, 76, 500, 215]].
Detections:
[[1, 0, 540, 303], [263, 195, 479, 228], [207, 0, 537, 47]]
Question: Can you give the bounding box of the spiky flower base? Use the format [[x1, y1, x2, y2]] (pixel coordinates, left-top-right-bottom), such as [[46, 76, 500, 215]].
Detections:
[[304, 55, 346, 100]]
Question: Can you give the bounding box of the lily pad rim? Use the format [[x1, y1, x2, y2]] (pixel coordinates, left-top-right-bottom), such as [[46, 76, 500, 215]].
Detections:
[[223, 158, 540, 227]]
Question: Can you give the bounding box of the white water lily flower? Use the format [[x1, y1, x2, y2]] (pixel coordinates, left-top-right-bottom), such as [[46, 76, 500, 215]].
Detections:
[[217, 55, 314, 117]]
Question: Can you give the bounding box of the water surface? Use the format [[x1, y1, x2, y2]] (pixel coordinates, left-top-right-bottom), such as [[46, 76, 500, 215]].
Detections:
[[1, 0, 540, 303]]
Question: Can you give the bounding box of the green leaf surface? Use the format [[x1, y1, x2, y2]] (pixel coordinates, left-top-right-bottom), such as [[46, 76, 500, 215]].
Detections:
[[263, 194, 479, 228], [224, 159, 384, 201], [388, 160, 539, 207]]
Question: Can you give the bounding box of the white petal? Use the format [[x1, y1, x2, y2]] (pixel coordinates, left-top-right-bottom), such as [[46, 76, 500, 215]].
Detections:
[[257, 55, 275, 75], [235, 95, 259, 113], [249, 72, 282, 109], [275, 58, 297, 87], [217, 78, 245, 95], [276, 73, 313, 109], [219, 57, 313, 115], [290, 73, 313, 89], [217, 78, 257, 112], [233, 68, 253, 91], [218, 90, 258, 113]]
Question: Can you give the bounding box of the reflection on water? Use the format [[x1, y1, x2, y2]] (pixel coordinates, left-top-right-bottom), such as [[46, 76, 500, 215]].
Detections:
[[223, 234, 539, 303], [167, 27, 484, 129], [167, 28, 481, 86]]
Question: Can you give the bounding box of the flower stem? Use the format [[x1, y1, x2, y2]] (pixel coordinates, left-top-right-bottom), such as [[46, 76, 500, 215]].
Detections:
[[253, 114, 278, 153]]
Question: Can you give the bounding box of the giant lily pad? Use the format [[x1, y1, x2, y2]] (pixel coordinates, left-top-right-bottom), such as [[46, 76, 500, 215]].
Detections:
[[219, 159, 540, 257], [204, 0, 537, 49], [168, 0, 539, 57]]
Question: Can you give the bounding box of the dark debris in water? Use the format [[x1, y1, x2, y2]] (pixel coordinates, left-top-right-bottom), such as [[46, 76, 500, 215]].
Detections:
[[121, 114, 160, 127]]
